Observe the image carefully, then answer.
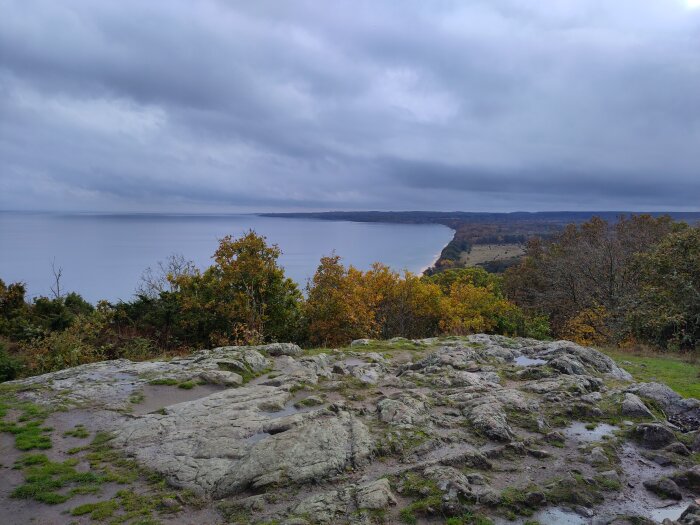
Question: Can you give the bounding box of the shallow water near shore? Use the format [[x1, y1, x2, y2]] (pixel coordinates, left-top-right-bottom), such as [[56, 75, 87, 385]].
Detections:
[[0, 212, 452, 303]]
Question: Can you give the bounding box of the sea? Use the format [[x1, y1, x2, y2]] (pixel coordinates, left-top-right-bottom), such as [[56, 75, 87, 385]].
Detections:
[[0, 212, 453, 303]]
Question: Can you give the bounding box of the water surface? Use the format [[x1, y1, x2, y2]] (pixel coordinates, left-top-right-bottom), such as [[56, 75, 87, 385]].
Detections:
[[0, 212, 452, 303]]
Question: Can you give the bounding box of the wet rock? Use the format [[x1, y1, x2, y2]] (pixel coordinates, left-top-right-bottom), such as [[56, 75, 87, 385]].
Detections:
[[377, 393, 428, 426], [675, 503, 700, 525], [532, 340, 633, 380], [632, 423, 677, 449], [549, 354, 588, 375], [693, 432, 700, 452], [588, 446, 608, 465], [214, 412, 372, 497], [641, 450, 676, 467], [351, 364, 384, 384], [643, 476, 683, 499], [198, 369, 243, 386], [621, 393, 655, 419], [599, 470, 620, 483], [628, 383, 698, 414], [664, 442, 691, 456], [671, 466, 700, 493], [525, 491, 546, 507], [527, 448, 552, 459], [262, 343, 303, 357], [523, 374, 602, 396], [212, 348, 271, 375], [292, 478, 396, 524]]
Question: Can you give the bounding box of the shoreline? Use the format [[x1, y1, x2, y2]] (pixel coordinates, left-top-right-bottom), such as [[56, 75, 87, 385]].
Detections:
[[419, 247, 445, 276], [419, 227, 457, 275]]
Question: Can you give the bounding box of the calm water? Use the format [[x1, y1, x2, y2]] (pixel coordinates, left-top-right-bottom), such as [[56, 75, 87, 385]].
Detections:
[[0, 212, 452, 303]]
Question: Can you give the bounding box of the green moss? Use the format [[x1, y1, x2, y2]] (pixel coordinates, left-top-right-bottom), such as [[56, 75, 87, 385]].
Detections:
[[499, 486, 539, 516], [0, 397, 54, 451], [11, 454, 103, 504], [546, 472, 604, 507], [71, 500, 119, 519], [148, 378, 179, 386], [399, 507, 417, 524], [594, 474, 622, 491], [63, 424, 89, 438], [2, 420, 53, 450], [177, 381, 196, 390]]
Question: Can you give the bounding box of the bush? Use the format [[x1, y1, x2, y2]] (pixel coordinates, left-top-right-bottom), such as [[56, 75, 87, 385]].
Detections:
[[0, 343, 23, 381]]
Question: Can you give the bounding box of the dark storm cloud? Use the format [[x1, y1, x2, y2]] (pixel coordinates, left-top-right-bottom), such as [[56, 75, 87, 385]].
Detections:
[[1, 0, 699, 212]]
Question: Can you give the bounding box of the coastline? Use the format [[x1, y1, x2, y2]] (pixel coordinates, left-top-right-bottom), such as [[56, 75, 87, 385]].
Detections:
[[419, 249, 443, 276]]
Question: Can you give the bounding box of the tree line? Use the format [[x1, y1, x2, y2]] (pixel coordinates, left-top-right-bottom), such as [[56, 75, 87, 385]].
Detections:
[[504, 215, 700, 351], [0, 231, 547, 380], [2, 214, 698, 381]]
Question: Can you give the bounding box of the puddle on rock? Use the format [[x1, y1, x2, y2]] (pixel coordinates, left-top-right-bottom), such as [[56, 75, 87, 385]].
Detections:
[[245, 432, 272, 444], [650, 500, 691, 522], [564, 422, 618, 442], [514, 355, 547, 366], [531, 507, 586, 525], [263, 402, 319, 419], [131, 384, 225, 415]]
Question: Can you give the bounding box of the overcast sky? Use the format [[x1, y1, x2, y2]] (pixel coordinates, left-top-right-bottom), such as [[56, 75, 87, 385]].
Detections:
[[1, 0, 699, 213]]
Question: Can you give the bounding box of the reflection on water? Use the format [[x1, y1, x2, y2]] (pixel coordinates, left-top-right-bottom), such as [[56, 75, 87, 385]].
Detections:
[[563, 422, 618, 442], [514, 355, 547, 366]]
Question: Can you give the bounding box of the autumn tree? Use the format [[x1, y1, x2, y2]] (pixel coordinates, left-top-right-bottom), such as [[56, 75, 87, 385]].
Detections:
[[365, 264, 443, 339], [503, 215, 676, 344], [304, 255, 377, 346], [174, 231, 303, 346]]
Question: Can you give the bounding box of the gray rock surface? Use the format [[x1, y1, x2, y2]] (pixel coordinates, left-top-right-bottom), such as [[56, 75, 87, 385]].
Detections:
[[632, 423, 678, 449], [3, 334, 698, 525], [622, 393, 655, 419]]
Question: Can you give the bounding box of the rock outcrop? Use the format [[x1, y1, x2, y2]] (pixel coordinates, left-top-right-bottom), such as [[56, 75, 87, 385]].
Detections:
[[2, 335, 698, 525]]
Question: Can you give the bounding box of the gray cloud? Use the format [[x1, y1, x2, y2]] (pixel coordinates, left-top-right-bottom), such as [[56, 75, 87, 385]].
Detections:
[[1, 0, 699, 212]]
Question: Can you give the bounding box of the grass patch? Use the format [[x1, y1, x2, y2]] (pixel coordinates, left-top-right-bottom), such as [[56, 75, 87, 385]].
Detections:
[[71, 499, 119, 519], [11, 454, 103, 504], [148, 378, 179, 386], [63, 424, 89, 438], [600, 348, 700, 398], [0, 397, 53, 451]]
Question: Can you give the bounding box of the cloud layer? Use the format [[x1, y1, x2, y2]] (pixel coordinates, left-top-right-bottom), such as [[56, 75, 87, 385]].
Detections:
[[1, 0, 699, 212]]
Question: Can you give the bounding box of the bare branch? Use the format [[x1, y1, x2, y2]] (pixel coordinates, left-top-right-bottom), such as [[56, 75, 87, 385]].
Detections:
[[50, 258, 63, 299]]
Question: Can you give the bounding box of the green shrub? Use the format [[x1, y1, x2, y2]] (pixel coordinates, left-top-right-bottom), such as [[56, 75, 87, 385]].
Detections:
[[0, 344, 23, 381]]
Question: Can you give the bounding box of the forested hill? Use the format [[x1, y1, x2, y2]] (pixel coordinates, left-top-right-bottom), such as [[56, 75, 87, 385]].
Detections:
[[259, 210, 700, 228]]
